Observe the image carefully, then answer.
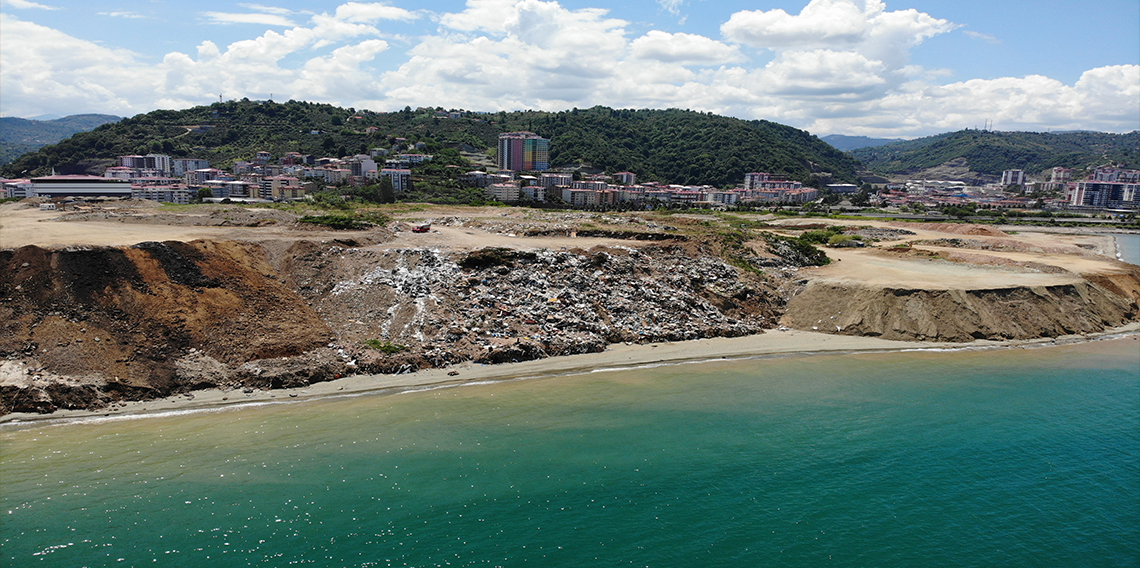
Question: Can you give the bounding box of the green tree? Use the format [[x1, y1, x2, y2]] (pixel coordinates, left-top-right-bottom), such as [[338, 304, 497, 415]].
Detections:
[[378, 176, 396, 204]]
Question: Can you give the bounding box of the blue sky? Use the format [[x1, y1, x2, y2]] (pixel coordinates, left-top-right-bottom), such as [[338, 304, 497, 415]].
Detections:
[[1, 0, 1137, 137]]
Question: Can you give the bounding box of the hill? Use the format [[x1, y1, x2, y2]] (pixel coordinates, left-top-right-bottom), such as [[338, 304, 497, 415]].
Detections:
[[851, 129, 1140, 180], [0, 114, 122, 167], [1, 101, 860, 186], [820, 134, 904, 151]]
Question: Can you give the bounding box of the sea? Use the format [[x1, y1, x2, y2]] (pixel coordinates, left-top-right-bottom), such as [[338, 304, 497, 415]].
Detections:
[[2, 335, 1138, 568], [1116, 232, 1140, 265]]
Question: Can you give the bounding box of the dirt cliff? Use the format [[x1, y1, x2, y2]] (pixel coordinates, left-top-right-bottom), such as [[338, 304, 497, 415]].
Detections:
[[782, 269, 1140, 342], [1, 241, 332, 413]]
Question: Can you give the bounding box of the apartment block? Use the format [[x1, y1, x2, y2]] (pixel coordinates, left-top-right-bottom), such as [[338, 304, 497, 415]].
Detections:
[[497, 132, 549, 172]]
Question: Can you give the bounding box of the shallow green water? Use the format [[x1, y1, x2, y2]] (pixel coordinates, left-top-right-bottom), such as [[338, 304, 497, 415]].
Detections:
[[2, 338, 1138, 567]]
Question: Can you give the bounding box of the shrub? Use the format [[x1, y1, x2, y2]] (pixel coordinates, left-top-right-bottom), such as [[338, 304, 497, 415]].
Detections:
[[362, 339, 406, 354]]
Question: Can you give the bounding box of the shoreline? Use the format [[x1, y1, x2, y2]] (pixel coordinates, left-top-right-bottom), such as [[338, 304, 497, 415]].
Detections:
[[4, 323, 1138, 429]]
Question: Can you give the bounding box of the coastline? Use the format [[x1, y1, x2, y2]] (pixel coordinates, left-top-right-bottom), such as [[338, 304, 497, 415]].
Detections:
[[5, 323, 1137, 428]]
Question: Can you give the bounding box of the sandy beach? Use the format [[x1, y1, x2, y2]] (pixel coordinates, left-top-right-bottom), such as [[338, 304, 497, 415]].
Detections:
[[4, 324, 1136, 427]]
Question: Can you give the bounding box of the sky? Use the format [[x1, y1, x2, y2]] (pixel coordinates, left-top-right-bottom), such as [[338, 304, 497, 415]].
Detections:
[[1, 0, 1137, 137]]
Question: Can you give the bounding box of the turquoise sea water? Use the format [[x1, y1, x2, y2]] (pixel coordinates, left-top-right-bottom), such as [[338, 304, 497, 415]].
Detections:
[[1116, 233, 1140, 265], [2, 339, 1138, 567]]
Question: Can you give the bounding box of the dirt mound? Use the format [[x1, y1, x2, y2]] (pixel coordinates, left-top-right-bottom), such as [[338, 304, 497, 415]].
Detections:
[[895, 222, 1010, 238], [782, 278, 1140, 342]]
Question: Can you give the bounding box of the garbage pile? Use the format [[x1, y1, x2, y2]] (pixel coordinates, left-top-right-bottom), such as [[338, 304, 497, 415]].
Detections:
[[307, 244, 780, 372]]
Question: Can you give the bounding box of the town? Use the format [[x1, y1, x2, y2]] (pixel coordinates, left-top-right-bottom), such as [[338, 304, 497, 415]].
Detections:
[[4, 129, 1139, 216]]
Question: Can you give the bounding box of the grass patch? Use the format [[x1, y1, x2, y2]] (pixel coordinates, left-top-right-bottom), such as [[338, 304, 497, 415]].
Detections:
[[362, 339, 407, 354], [298, 212, 390, 230]]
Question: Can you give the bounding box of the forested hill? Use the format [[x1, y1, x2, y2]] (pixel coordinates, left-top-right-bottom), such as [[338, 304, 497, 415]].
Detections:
[[1, 101, 860, 186], [851, 129, 1140, 177], [0, 114, 121, 167], [494, 107, 861, 185]]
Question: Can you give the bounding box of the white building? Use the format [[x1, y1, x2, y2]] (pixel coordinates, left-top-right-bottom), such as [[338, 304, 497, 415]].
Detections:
[[380, 168, 412, 192], [486, 183, 520, 202], [30, 175, 132, 198]]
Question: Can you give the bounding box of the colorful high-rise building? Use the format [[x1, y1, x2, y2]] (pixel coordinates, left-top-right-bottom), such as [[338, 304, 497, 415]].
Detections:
[[497, 132, 549, 172]]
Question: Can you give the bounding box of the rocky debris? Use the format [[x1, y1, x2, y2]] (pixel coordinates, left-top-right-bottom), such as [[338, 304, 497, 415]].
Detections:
[[59, 205, 297, 227], [281, 242, 781, 376], [173, 350, 232, 390], [848, 228, 916, 241], [233, 348, 349, 390]]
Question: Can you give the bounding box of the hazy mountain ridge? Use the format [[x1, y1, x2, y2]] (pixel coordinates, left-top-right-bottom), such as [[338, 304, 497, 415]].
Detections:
[[820, 134, 905, 151], [851, 129, 1140, 178], [0, 114, 122, 168]]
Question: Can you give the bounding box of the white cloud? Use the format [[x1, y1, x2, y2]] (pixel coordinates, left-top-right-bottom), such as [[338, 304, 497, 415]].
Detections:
[[657, 0, 686, 15], [1, 0, 58, 10], [100, 11, 146, 19], [721, 0, 957, 67], [201, 12, 297, 27], [763, 50, 887, 96], [238, 4, 300, 16], [630, 30, 744, 65], [963, 30, 999, 44], [334, 2, 417, 22]]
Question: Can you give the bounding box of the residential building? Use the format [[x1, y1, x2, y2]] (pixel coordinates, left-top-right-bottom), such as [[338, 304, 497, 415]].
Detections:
[[520, 185, 546, 202], [397, 153, 433, 165], [1001, 170, 1026, 187], [571, 180, 608, 191], [486, 183, 521, 202], [561, 187, 599, 207], [1068, 181, 1140, 208], [613, 172, 636, 185], [2, 178, 34, 199], [1050, 167, 1073, 183], [119, 154, 172, 174], [744, 172, 772, 190], [540, 173, 573, 189], [185, 168, 227, 186], [132, 186, 194, 204], [171, 158, 210, 177], [497, 132, 549, 172], [380, 168, 412, 192]]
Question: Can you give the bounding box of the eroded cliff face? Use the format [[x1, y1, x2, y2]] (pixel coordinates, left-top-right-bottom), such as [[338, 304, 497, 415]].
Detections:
[[0, 241, 332, 413], [781, 270, 1140, 342]]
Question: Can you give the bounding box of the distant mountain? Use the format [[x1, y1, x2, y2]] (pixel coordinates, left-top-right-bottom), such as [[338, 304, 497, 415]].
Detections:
[[820, 134, 904, 152], [0, 114, 122, 168], [1, 101, 862, 186], [850, 129, 1140, 178]]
